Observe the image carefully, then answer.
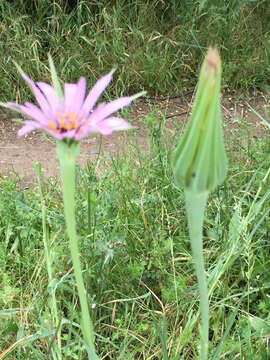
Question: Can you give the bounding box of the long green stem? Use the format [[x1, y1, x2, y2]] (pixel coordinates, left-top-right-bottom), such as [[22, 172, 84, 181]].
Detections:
[[56, 141, 98, 359], [184, 190, 209, 360]]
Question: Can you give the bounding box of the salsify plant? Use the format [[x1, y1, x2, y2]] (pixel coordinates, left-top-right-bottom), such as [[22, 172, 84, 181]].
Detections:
[[172, 48, 228, 359], [4, 56, 144, 359]]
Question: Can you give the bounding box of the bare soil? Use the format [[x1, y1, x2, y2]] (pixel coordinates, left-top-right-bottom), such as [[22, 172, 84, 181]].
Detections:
[[0, 92, 269, 186]]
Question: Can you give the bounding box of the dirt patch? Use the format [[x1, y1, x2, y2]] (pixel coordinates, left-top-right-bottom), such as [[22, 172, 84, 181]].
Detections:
[[0, 92, 269, 185]]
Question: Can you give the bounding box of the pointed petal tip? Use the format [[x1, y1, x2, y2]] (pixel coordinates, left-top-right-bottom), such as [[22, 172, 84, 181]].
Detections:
[[13, 61, 27, 79], [18, 125, 34, 137], [0, 101, 12, 108], [131, 91, 146, 101], [109, 68, 117, 76]]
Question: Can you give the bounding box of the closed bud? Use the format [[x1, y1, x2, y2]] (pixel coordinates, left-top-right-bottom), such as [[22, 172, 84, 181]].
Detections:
[[172, 48, 227, 193]]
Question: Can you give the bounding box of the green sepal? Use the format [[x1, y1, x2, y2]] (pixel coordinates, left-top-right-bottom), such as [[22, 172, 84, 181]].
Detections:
[[48, 54, 64, 99]]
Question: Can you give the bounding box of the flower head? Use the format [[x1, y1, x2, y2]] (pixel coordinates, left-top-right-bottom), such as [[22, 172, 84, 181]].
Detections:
[[7, 65, 140, 141]]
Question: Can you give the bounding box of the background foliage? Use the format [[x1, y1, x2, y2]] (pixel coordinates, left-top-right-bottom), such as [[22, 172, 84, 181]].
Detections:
[[0, 0, 269, 99]]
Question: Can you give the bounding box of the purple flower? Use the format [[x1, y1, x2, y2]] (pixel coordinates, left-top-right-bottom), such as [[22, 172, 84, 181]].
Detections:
[[8, 72, 134, 140]]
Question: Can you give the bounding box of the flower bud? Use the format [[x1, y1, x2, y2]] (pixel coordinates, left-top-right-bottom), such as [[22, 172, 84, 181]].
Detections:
[[172, 48, 227, 193]]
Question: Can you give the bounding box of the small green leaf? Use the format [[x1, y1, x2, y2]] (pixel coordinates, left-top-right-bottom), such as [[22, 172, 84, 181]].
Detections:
[[48, 54, 63, 99]]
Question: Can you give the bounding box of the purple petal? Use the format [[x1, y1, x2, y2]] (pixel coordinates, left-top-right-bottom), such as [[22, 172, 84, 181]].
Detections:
[[19, 121, 78, 140], [18, 120, 42, 136], [88, 97, 132, 125], [7, 102, 26, 112], [45, 129, 66, 140], [74, 126, 96, 140], [95, 118, 130, 135], [75, 117, 130, 139], [7, 102, 48, 124], [36, 82, 62, 113], [64, 77, 86, 114], [22, 74, 52, 114], [99, 117, 131, 131], [81, 73, 113, 117], [45, 129, 75, 140], [23, 102, 50, 124], [91, 102, 106, 112]]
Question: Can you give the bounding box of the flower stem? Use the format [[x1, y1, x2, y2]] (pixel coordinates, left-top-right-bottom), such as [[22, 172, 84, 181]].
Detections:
[[184, 190, 209, 360], [56, 141, 98, 359]]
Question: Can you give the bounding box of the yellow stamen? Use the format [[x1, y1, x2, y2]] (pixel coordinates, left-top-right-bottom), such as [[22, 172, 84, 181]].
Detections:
[[57, 114, 65, 129], [53, 112, 80, 133], [68, 112, 77, 122]]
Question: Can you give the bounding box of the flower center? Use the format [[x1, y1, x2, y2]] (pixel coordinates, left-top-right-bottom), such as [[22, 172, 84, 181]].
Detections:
[[48, 112, 79, 133]]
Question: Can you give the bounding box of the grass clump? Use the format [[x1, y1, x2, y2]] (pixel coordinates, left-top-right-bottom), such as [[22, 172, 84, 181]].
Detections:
[[0, 113, 269, 359], [0, 0, 269, 101]]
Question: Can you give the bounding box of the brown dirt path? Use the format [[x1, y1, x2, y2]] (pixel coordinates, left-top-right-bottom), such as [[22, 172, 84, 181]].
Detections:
[[0, 93, 269, 185]]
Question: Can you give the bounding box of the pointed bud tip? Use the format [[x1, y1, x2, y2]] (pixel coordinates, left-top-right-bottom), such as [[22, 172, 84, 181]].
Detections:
[[205, 48, 221, 78]]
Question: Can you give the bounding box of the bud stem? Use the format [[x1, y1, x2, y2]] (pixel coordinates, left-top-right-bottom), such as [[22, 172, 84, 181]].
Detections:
[[184, 189, 209, 359]]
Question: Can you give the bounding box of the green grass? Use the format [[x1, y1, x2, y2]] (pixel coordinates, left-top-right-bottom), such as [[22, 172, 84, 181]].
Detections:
[[0, 112, 269, 359], [0, 1, 269, 358], [0, 0, 269, 102]]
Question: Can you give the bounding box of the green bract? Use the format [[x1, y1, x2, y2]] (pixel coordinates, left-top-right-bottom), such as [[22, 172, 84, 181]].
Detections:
[[172, 48, 227, 193]]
